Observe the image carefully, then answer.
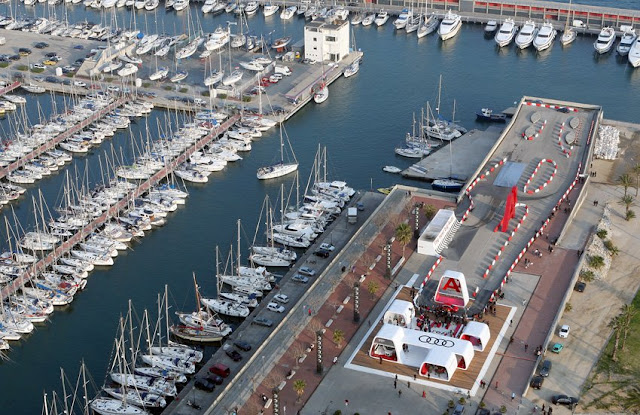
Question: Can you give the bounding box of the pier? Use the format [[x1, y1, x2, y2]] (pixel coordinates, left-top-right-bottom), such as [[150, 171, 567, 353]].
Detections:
[[0, 97, 126, 180], [0, 81, 20, 96], [0, 113, 240, 302]]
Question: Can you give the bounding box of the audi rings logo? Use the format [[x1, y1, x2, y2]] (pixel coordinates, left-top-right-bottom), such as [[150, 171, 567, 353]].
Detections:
[[418, 335, 455, 348]]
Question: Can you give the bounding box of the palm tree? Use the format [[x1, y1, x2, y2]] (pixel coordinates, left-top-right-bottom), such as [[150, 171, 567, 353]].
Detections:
[[620, 304, 637, 351], [622, 385, 640, 412], [293, 379, 306, 402], [395, 223, 412, 257], [423, 204, 437, 221], [619, 173, 633, 197], [620, 194, 634, 215], [333, 329, 345, 348], [367, 280, 379, 298], [632, 163, 640, 197], [608, 314, 624, 362]]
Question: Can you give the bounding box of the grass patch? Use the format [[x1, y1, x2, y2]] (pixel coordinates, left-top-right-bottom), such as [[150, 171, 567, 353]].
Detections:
[[30, 67, 44, 73], [0, 62, 8, 68], [179, 87, 188, 93], [201, 90, 210, 97], [15, 64, 28, 71], [163, 85, 173, 91], [586, 290, 640, 411], [142, 82, 151, 88]]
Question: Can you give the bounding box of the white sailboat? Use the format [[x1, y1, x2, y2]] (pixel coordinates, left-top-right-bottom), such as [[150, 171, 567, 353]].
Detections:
[[560, 0, 577, 46], [257, 124, 298, 180]]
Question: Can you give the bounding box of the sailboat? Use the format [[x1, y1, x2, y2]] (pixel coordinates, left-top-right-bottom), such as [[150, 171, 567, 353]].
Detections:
[[172, 277, 233, 342], [201, 247, 251, 318], [560, 0, 577, 46], [424, 76, 464, 141], [257, 124, 298, 180], [432, 127, 463, 192]]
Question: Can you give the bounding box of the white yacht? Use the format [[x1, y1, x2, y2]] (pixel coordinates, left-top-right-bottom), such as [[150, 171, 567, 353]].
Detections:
[[617, 27, 637, 56], [173, 0, 188, 11], [245, 1, 259, 15], [374, 10, 389, 27], [494, 18, 517, 47], [393, 8, 412, 30], [484, 20, 497, 33], [117, 63, 138, 77], [533, 22, 556, 51], [594, 27, 616, 54], [149, 67, 168, 81], [438, 10, 462, 41], [361, 13, 375, 26], [201, 297, 250, 318], [280, 5, 297, 20], [629, 36, 640, 67], [222, 69, 243, 86], [263, 4, 279, 17], [515, 20, 537, 49], [201, 0, 216, 13], [90, 398, 149, 415], [205, 26, 230, 51]]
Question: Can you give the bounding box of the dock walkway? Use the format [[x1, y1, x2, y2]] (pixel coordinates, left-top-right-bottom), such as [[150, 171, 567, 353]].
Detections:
[[0, 114, 240, 302], [0, 97, 126, 181]]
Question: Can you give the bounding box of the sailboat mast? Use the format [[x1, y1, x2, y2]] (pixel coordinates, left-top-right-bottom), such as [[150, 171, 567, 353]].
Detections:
[[60, 368, 70, 415], [164, 285, 170, 346], [236, 219, 241, 273], [436, 74, 442, 116]]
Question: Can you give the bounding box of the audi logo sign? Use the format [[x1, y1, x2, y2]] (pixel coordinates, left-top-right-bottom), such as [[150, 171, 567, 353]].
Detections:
[[418, 335, 455, 348]]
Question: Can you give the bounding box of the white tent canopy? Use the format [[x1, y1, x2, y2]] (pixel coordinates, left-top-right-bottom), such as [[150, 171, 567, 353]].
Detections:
[[460, 321, 491, 352], [383, 300, 415, 328], [421, 347, 458, 381], [369, 323, 475, 381]]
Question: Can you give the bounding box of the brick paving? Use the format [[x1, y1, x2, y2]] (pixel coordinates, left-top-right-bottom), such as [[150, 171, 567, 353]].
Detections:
[[480, 183, 582, 413], [242, 194, 454, 414]]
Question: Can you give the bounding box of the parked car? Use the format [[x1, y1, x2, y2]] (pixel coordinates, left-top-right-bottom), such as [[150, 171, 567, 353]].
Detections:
[[319, 243, 335, 251], [314, 248, 331, 258], [73, 80, 87, 88], [207, 374, 224, 385], [551, 395, 579, 409], [559, 324, 570, 338], [356, 202, 365, 211], [18, 48, 32, 56], [233, 340, 252, 352], [530, 375, 544, 390], [225, 349, 242, 362], [299, 267, 316, 277], [45, 76, 59, 83], [274, 293, 289, 304], [574, 282, 586, 292], [551, 343, 564, 353], [8, 55, 20, 61], [267, 302, 285, 313], [452, 404, 465, 415], [194, 378, 215, 392], [30, 63, 45, 70], [252, 316, 274, 327], [107, 85, 120, 93], [292, 274, 309, 284], [209, 363, 230, 377], [34, 42, 49, 49], [540, 360, 552, 377], [43, 59, 58, 66], [73, 44, 85, 50]]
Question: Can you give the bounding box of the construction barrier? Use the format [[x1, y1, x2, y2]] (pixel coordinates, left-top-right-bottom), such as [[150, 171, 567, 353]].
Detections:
[[556, 121, 573, 158], [523, 158, 558, 194], [522, 119, 547, 141], [525, 101, 579, 112], [482, 203, 529, 279]]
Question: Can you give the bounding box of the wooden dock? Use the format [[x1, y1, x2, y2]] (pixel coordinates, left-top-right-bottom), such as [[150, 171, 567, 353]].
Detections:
[[0, 81, 21, 96], [0, 114, 240, 302], [0, 97, 127, 181]]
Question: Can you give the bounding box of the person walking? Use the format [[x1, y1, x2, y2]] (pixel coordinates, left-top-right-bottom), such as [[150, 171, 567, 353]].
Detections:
[[511, 392, 515, 401], [525, 344, 529, 352], [394, 381, 397, 389], [398, 390, 402, 398]]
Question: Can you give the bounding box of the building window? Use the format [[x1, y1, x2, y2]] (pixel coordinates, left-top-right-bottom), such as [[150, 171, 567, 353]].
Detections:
[[325, 36, 336, 42], [313, 46, 317, 50]]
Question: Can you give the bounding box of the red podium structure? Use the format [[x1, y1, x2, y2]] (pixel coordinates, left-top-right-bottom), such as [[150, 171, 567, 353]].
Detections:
[[494, 186, 518, 233]]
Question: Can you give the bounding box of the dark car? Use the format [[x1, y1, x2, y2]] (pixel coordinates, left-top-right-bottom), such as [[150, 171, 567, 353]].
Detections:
[[452, 404, 465, 415], [9, 55, 21, 61], [574, 282, 586, 292], [209, 363, 230, 378], [540, 360, 552, 377], [225, 349, 242, 362], [73, 44, 85, 50], [551, 395, 579, 408], [45, 76, 59, 83], [530, 375, 544, 390], [475, 410, 490, 415], [207, 374, 224, 385], [314, 248, 331, 258], [233, 340, 252, 352], [252, 316, 273, 327], [18, 48, 32, 56], [194, 378, 215, 392], [557, 107, 571, 113], [34, 42, 49, 49]]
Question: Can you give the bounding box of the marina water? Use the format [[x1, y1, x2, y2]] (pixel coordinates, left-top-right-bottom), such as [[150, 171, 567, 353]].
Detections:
[[0, 2, 639, 412]]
